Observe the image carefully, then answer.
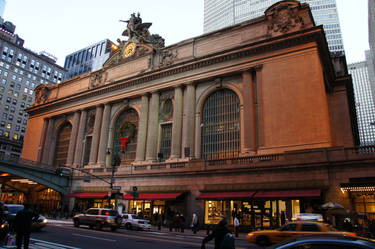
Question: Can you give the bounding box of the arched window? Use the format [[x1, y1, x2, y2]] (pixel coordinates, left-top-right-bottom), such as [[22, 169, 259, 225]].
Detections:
[[54, 122, 72, 166], [113, 109, 139, 164], [201, 89, 240, 159]]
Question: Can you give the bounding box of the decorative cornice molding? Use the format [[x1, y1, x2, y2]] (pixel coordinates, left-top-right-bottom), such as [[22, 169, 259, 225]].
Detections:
[[27, 27, 331, 116]]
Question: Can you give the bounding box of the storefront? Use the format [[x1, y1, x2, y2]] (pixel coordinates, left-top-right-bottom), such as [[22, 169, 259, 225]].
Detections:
[[197, 189, 321, 230], [65, 192, 109, 214], [122, 192, 185, 221], [341, 179, 375, 222]]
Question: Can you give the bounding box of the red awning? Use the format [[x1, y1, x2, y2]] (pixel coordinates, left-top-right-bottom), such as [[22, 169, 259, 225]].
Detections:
[[253, 189, 321, 198], [65, 192, 108, 199], [123, 192, 183, 200], [196, 191, 255, 200]]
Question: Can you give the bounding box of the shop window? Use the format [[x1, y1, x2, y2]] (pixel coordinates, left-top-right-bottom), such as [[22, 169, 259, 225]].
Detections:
[[201, 89, 240, 159], [205, 200, 225, 225]]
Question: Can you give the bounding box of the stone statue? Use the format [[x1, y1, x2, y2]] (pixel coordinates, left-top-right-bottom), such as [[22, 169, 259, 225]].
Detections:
[[119, 13, 164, 48]]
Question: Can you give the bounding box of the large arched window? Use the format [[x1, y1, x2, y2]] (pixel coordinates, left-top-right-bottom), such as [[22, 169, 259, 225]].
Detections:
[[201, 89, 240, 159], [54, 122, 72, 166], [113, 109, 139, 164]]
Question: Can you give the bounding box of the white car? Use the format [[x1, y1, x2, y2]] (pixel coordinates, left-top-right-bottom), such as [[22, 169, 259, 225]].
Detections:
[[121, 213, 151, 231]]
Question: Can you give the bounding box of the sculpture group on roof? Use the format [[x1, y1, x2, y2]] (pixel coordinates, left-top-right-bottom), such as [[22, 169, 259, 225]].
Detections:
[[120, 12, 165, 48]]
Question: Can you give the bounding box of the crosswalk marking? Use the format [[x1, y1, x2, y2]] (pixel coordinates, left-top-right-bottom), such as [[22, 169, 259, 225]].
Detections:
[[0, 238, 81, 249]]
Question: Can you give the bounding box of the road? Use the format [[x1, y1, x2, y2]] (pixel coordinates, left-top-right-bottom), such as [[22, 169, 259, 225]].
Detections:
[[0, 222, 261, 249]]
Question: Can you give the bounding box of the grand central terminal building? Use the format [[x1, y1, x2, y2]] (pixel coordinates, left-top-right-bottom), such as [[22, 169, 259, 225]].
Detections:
[[21, 1, 375, 229]]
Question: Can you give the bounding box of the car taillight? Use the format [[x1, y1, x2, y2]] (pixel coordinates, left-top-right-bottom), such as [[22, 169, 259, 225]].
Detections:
[[347, 233, 357, 237]]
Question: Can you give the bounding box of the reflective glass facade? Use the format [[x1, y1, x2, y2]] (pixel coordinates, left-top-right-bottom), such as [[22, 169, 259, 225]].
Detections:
[[348, 53, 375, 145], [204, 0, 345, 54], [63, 39, 114, 80]]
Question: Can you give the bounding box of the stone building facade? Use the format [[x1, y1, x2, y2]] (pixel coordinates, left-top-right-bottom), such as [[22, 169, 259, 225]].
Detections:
[[22, 1, 375, 229]]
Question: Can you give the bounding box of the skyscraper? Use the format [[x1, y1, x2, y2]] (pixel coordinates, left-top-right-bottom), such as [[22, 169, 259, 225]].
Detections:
[[204, 0, 344, 54], [0, 23, 65, 158], [0, 0, 6, 17], [348, 51, 375, 146], [64, 39, 114, 80]]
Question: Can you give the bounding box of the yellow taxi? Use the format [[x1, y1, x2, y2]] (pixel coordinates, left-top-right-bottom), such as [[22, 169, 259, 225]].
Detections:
[[246, 221, 356, 246]]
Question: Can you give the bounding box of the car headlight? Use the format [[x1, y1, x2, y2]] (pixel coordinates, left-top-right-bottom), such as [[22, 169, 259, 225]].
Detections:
[[42, 219, 48, 223], [248, 233, 254, 237]]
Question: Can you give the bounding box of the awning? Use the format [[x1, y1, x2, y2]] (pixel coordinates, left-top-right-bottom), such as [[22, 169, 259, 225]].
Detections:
[[340, 182, 375, 192], [123, 192, 183, 200], [196, 191, 255, 200], [253, 189, 321, 198], [65, 192, 108, 198]]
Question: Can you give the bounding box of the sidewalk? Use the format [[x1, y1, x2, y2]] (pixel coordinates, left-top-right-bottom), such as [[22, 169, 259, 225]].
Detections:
[[47, 218, 248, 240]]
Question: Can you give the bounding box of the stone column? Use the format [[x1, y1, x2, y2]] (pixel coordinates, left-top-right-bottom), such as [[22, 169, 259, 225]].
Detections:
[[73, 109, 87, 168], [241, 70, 257, 153], [66, 111, 80, 166], [170, 86, 183, 159], [41, 118, 55, 165], [135, 95, 149, 162], [47, 121, 57, 166], [97, 103, 112, 166], [182, 84, 196, 158], [145, 92, 160, 162], [37, 118, 48, 163], [89, 105, 104, 165]]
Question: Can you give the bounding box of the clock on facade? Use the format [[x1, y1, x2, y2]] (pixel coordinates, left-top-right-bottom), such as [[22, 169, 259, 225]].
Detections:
[[123, 42, 136, 58]]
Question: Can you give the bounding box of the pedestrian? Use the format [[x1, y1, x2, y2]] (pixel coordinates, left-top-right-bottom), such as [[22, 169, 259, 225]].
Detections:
[[234, 216, 240, 238], [174, 213, 181, 232], [180, 214, 185, 233], [281, 211, 286, 226], [15, 203, 37, 249], [191, 213, 199, 234], [201, 218, 234, 249]]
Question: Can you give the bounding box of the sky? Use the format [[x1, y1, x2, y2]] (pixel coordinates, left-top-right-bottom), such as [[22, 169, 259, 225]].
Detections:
[[2, 0, 369, 67]]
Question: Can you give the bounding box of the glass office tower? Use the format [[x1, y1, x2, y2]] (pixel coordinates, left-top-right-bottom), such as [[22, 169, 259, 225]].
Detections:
[[204, 0, 344, 54]]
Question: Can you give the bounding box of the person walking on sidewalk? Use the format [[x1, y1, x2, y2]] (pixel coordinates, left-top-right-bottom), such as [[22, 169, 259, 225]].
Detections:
[[234, 216, 240, 238], [201, 218, 234, 249], [180, 214, 185, 233], [191, 213, 199, 234]]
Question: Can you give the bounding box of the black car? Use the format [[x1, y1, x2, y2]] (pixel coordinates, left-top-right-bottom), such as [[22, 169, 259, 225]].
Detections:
[[267, 234, 375, 249], [4, 204, 47, 231]]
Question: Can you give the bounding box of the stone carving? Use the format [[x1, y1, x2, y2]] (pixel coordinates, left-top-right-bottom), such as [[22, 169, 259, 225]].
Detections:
[[160, 49, 178, 67], [265, 1, 304, 34], [34, 84, 49, 105], [89, 71, 104, 89], [120, 13, 165, 49]]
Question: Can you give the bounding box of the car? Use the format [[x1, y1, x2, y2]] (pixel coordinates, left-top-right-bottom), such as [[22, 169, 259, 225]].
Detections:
[[121, 213, 151, 231], [4, 204, 48, 231], [246, 221, 356, 246], [73, 208, 121, 232], [267, 234, 375, 249]]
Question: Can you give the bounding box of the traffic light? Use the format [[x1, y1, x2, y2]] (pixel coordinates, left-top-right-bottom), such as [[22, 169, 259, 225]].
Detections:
[[55, 166, 71, 177], [131, 186, 138, 199]]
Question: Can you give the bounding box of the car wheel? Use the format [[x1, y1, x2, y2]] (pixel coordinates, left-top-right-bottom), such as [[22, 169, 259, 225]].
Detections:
[[111, 227, 117, 232], [89, 225, 94, 229], [73, 219, 80, 228], [256, 236, 270, 246], [125, 223, 132, 230], [95, 222, 102, 230]]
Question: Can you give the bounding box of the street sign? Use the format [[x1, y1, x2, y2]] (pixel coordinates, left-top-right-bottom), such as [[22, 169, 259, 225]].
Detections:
[[112, 186, 121, 191]]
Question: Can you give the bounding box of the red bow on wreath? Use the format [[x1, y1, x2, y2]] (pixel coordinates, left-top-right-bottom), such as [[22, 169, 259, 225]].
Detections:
[[120, 136, 129, 151]]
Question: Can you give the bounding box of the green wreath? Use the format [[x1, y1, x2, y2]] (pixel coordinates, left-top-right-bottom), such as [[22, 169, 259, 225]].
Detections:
[[117, 121, 136, 143]]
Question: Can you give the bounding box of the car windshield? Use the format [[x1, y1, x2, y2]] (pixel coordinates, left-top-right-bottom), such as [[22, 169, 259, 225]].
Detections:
[[6, 205, 24, 214]]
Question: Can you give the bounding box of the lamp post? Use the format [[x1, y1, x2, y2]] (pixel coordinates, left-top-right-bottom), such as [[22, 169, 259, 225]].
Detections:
[[107, 148, 121, 209]]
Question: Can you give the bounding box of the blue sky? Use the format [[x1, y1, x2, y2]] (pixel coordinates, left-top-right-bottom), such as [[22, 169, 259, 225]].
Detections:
[[3, 0, 368, 67]]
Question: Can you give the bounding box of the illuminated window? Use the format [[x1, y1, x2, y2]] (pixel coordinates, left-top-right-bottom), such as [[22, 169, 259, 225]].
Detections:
[[13, 134, 18, 140], [4, 131, 9, 137], [6, 123, 11, 129]]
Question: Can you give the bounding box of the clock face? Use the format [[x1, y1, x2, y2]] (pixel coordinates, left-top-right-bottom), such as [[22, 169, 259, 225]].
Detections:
[[124, 42, 136, 58]]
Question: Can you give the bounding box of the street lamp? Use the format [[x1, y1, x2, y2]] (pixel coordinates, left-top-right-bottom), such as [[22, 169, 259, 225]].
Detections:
[[107, 149, 121, 209]]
